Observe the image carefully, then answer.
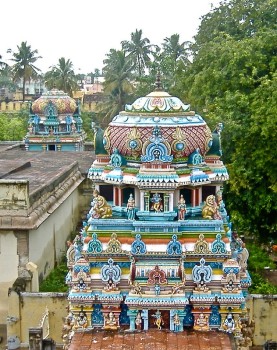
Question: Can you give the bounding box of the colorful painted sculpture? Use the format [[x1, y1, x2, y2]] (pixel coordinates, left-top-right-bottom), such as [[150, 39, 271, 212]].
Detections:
[[65, 81, 251, 343]]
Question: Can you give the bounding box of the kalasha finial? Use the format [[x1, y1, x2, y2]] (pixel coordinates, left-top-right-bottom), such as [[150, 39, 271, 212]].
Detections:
[[155, 70, 162, 91]]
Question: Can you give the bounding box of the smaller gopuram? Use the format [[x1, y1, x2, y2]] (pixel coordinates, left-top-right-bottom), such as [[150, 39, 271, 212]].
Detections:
[[25, 88, 85, 151], [65, 79, 251, 344]]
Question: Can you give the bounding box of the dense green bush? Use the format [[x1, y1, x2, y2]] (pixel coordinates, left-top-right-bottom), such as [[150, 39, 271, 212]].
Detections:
[[39, 260, 68, 292]]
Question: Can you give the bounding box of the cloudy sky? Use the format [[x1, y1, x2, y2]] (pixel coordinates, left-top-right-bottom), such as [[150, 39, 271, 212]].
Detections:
[[1, 0, 221, 74]]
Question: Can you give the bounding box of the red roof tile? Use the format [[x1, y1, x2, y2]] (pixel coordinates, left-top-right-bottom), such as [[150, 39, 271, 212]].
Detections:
[[69, 329, 235, 350]]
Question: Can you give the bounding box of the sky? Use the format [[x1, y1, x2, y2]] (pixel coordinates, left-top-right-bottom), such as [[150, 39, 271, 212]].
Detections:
[[1, 0, 221, 74]]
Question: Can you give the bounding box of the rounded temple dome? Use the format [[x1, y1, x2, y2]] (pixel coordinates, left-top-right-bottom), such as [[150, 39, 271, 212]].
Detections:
[[32, 88, 77, 115], [103, 89, 213, 162]]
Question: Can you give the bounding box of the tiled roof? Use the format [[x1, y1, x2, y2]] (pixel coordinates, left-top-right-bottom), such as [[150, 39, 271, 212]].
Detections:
[[69, 329, 235, 350]]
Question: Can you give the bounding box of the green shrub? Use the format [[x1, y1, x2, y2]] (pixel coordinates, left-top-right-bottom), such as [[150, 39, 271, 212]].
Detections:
[[39, 260, 68, 292]]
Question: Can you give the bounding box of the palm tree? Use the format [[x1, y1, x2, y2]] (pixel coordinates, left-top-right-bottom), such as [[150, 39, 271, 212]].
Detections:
[[99, 49, 134, 124], [162, 34, 190, 70], [11, 42, 42, 101], [121, 29, 154, 77], [44, 57, 79, 97]]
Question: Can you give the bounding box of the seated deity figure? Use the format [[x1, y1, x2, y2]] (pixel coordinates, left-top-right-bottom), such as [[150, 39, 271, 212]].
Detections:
[[222, 313, 235, 333], [90, 190, 112, 219], [104, 311, 117, 329], [202, 195, 222, 220], [195, 313, 209, 331], [150, 193, 163, 212], [178, 195, 186, 220], [126, 193, 136, 220]]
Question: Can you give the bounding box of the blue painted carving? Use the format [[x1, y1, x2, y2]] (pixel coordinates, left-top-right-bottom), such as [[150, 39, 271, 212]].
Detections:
[[119, 303, 130, 325], [192, 258, 212, 283], [101, 258, 121, 283], [184, 261, 222, 269], [141, 125, 173, 162], [91, 304, 104, 325], [188, 148, 203, 165], [166, 234, 182, 255], [73, 264, 90, 274], [90, 261, 130, 269], [87, 233, 103, 253], [183, 305, 194, 327], [211, 234, 227, 254], [209, 305, 221, 327], [131, 234, 147, 254], [110, 148, 127, 168]]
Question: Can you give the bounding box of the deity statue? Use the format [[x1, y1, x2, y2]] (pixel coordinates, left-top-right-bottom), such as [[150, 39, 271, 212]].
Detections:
[[126, 193, 136, 220], [154, 284, 161, 296], [173, 313, 181, 332], [194, 313, 209, 331], [104, 311, 117, 329], [152, 310, 164, 330], [177, 195, 186, 220], [90, 190, 112, 219], [222, 313, 235, 333], [135, 312, 142, 330], [202, 194, 222, 220], [74, 310, 88, 329], [150, 193, 163, 212]]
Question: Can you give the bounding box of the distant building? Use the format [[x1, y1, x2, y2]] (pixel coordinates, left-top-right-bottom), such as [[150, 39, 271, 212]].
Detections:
[[25, 88, 86, 151]]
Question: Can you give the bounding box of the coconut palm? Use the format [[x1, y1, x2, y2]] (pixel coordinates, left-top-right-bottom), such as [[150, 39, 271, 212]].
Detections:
[[121, 29, 154, 77], [162, 34, 190, 64], [11, 42, 42, 101], [44, 57, 79, 96], [99, 49, 134, 124]]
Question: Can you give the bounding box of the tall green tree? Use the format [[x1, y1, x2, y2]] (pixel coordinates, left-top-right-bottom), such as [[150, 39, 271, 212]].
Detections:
[[11, 42, 41, 101], [99, 49, 134, 124], [181, 0, 277, 241], [121, 29, 154, 77], [44, 57, 78, 97]]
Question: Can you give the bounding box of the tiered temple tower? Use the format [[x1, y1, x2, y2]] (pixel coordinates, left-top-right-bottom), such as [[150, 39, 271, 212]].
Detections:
[[25, 88, 85, 151], [65, 83, 251, 339]]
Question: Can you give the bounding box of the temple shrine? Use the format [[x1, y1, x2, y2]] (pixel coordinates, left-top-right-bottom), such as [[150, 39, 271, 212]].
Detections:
[[65, 79, 251, 343], [25, 88, 85, 151]]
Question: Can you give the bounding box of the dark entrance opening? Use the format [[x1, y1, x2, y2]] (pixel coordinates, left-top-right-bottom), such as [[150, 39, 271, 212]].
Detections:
[[99, 185, 113, 201], [48, 144, 56, 151]]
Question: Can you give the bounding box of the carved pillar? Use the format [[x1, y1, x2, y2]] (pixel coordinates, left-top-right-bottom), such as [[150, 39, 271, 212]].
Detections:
[[141, 309, 149, 330], [191, 188, 196, 207], [164, 194, 170, 212], [127, 309, 137, 331], [113, 187, 118, 206]]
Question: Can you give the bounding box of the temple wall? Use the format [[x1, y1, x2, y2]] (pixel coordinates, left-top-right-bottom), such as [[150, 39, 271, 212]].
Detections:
[[247, 294, 277, 345], [29, 189, 79, 282], [7, 292, 68, 348], [4, 293, 277, 348], [0, 177, 92, 326]]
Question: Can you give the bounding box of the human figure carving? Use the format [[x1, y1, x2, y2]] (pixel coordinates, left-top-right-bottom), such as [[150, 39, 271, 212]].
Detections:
[[126, 193, 136, 220], [178, 195, 186, 220]]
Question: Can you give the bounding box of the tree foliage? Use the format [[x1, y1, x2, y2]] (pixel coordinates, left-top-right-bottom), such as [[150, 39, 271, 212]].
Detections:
[[44, 57, 79, 97], [11, 41, 42, 101]]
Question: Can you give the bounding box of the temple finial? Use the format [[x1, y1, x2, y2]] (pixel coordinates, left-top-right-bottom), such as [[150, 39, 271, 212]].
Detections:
[[155, 70, 162, 91]]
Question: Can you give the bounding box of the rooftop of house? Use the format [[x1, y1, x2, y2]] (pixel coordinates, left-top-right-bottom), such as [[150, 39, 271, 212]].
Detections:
[[0, 143, 95, 194]]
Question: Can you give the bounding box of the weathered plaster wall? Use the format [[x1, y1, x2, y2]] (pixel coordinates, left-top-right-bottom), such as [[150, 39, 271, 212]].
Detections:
[[247, 294, 277, 346], [29, 189, 79, 281], [7, 292, 68, 348]]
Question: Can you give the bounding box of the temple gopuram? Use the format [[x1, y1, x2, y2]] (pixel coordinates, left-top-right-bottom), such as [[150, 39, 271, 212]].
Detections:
[[25, 88, 85, 151], [64, 80, 251, 345]]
